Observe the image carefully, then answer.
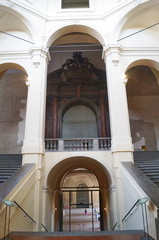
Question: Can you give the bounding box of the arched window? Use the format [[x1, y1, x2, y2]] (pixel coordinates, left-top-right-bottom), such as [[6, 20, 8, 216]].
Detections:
[[63, 105, 97, 138]]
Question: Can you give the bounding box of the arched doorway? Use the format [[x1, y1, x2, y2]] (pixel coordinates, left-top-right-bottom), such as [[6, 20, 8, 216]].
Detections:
[[61, 168, 100, 231], [46, 156, 112, 232], [46, 32, 111, 140]]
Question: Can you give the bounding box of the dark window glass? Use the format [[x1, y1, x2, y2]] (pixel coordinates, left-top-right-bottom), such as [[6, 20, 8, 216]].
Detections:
[[62, 0, 89, 9]]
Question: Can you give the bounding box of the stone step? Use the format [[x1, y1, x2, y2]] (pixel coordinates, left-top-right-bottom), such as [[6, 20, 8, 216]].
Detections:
[[0, 154, 22, 185], [10, 230, 153, 240], [134, 151, 159, 188], [0, 168, 19, 171]]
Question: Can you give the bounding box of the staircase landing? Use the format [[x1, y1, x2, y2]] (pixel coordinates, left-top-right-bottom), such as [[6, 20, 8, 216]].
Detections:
[[10, 230, 147, 240]]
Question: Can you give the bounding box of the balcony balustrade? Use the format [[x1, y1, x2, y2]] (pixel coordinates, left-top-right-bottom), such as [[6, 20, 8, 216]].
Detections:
[[45, 138, 111, 152]]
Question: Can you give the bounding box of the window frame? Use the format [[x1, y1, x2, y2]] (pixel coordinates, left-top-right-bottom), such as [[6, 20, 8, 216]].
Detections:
[[57, 0, 94, 12], [61, 0, 89, 9]]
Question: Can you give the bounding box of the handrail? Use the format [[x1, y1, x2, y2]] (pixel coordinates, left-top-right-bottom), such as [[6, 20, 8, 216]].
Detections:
[[112, 222, 118, 231], [122, 199, 140, 222], [14, 201, 36, 224], [41, 223, 48, 232]]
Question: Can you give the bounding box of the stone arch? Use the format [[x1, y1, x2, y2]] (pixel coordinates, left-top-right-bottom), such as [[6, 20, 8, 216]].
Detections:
[[47, 156, 112, 190], [58, 98, 101, 138], [46, 24, 106, 48], [124, 59, 159, 85], [60, 98, 100, 119], [44, 156, 114, 231], [0, 62, 28, 74], [125, 59, 159, 72]]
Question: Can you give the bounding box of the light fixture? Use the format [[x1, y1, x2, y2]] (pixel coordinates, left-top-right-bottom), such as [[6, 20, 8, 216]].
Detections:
[[3, 199, 15, 240], [3, 200, 15, 207]]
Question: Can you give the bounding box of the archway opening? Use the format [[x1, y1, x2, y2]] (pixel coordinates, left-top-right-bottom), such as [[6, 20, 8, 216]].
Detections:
[[46, 31, 111, 141], [63, 105, 97, 138], [61, 168, 101, 231], [126, 64, 159, 151], [0, 65, 28, 153], [46, 156, 112, 232]]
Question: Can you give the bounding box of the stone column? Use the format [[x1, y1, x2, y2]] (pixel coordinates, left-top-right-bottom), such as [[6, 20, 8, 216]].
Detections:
[[103, 45, 134, 230], [103, 44, 133, 161], [22, 47, 50, 230], [22, 47, 50, 162]]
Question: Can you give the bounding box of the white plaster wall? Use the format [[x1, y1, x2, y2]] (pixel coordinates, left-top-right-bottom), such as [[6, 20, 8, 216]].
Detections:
[[128, 96, 159, 150], [43, 151, 114, 184], [0, 69, 27, 153], [0, 165, 36, 239], [120, 163, 157, 239]]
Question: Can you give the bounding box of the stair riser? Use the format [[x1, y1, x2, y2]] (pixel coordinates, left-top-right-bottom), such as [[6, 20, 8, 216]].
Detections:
[[10, 234, 144, 240]]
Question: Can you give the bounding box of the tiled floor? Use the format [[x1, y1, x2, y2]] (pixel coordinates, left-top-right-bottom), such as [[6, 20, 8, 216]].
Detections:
[[63, 208, 100, 232]]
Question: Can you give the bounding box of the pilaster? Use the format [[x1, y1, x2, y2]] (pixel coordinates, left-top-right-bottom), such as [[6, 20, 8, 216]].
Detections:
[[22, 47, 50, 162], [103, 44, 133, 161]]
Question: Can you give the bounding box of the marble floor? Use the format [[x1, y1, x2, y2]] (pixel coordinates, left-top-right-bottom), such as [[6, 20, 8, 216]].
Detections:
[[63, 208, 100, 232]]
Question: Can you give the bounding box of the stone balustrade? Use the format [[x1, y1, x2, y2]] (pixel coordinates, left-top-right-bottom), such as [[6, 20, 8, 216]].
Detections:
[[45, 138, 111, 152]]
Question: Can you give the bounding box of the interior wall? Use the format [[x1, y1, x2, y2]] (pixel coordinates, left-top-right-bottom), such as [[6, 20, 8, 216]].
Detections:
[[126, 66, 159, 151], [62, 169, 99, 209], [120, 163, 157, 240], [0, 69, 27, 153], [44, 153, 113, 231], [63, 105, 98, 138]]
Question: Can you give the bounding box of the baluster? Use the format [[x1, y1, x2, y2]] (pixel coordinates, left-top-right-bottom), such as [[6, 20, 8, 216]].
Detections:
[[87, 139, 89, 150], [64, 140, 67, 150], [53, 140, 56, 151], [69, 140, 71, 150], [76, 139, 78, 150], [90, 139, 93, 150], [108, 138, 111, 149], [82, 140, 85, 150], [98, 139, 101, 150], [48, 140, 51, 151], [56, 140, 58, 150], [50, 140, 53, 151], [79, 139, 82, 150]]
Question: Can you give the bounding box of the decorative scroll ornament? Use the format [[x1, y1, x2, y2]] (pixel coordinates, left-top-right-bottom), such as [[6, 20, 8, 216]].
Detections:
[[59, 52, 98, 83]]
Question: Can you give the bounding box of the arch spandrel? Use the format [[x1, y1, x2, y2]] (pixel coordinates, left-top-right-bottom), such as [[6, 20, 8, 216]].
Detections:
[[46, 156, 113, 192], [113, 0, 159, 44], [46, 24, 106, 48], [0, 4, 39, 48]]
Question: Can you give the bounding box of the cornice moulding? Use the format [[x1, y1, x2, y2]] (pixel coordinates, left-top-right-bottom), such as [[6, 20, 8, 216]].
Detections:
[[121, 47, 159, 56], [0, 50, 31, 59]]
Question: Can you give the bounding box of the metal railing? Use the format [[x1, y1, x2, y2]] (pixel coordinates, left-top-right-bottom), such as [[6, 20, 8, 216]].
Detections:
[[14, 201, 36, 224], [122, 199, 140, 222], [45, 137, 111, 152], [112, 222, 118, 231]]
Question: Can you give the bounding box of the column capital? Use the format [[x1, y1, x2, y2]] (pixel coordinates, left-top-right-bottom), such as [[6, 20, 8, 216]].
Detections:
[[102, 44, 123, 66], [30, 47, 51, 68]]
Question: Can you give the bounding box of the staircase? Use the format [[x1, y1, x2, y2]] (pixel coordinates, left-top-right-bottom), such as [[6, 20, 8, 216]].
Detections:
[[10, 230, 148, 240], [0, 154, 22, 185], [134, 151, 159, 187]]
